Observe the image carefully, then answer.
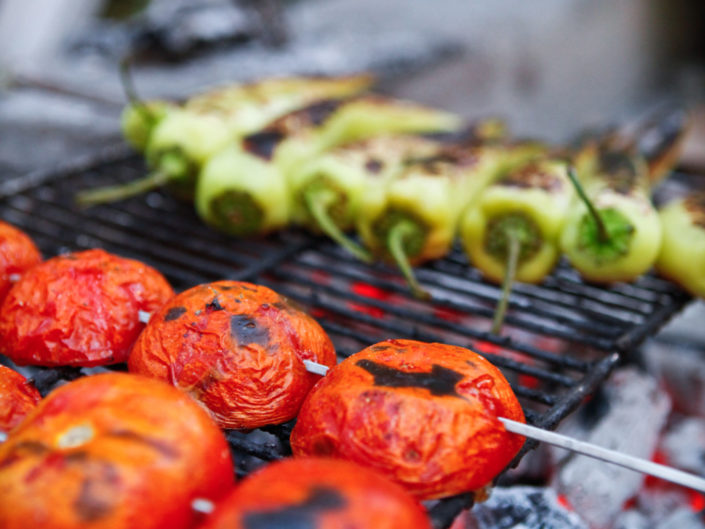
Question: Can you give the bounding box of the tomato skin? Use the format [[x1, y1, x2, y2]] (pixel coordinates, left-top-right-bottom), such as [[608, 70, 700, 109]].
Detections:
[[0, 249, 174, 367], [129, 281, 337, 430], [197, 457, 432, 529], [0, 365, 41, 433], [0, 372, 234, 529], [0, 220, 41, 303], [291, 339, 526, 500]]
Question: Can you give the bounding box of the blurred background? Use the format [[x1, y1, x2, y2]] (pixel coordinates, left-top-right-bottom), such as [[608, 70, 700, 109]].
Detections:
[[1, 0, 704, 177]]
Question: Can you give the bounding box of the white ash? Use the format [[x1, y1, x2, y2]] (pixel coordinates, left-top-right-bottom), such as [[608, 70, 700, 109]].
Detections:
[[460, 486, 588, 529], [550, 367, 671, 529], [661, 417, 705, 475], [657, 508, 705, 529], [633, 486, 693, 526], [612, 510, 650, 529]]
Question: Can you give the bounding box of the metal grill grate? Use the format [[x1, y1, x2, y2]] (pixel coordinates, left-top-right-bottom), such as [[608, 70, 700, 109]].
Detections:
[[0, 150, 694, 527]]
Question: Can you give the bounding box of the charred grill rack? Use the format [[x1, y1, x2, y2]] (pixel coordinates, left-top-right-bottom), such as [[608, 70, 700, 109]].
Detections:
[[0, 147, 694, 528]]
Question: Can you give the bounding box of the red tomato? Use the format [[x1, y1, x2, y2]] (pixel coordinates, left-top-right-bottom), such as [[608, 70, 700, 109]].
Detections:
[[0, 372, 234, 529], [129, 281, 337, 430], [0, 220, 41, 303], [291, 339, 526, 500], [198, 457, 432, 529], [0, 365, 41, 433], [0, 249, 174, 366]]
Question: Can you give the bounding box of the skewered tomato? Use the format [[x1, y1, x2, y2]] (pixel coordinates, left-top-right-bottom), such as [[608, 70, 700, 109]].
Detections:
[[0, 365, 41, 433], [0, 220, 41, 303], [291, 339, 525, 500], [198, 457, 432, 529], [0, 372, 233, 529], [129, 281, 337, 430], [0, 249, 174, 367]]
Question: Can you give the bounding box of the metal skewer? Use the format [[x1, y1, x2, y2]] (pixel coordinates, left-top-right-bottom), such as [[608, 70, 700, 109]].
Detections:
[[302, 360, 705, 494]]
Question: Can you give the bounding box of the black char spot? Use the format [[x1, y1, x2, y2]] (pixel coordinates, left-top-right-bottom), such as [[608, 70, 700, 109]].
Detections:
[[164, 306, 187, 322], [243, 130, 285, 160], [365, 158, 384, 174], [356, 359, 464, 398], [206, 297, 225, 312], [231, 315, 270, 347], [243, 486, 347, 529], [304, 100, 343, 126]]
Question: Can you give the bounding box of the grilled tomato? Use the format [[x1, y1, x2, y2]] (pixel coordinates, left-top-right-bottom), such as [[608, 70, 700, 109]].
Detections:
[[0, 249, 173, 367], [0, 365, 41, 433], [291, 339, 525, 500], [198, 457, 432, 529], [128, 281, 337, 429], [0, 220, 41, 303], [0, 372, 233, 529]]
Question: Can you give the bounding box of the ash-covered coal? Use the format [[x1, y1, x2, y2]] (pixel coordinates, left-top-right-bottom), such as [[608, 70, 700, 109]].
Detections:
[[661, 417, 705, 475], [551, 368, 671, 529], [456, 487, 588, 529]]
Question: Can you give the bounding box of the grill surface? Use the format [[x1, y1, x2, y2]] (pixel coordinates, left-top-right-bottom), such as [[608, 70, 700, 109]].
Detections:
[[0, 149, 694, 527]]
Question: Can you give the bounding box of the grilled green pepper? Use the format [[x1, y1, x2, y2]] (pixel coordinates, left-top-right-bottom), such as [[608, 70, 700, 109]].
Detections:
[[196, 97, 462, 238], [460, 158, 574, 283], [656, 192, 705, 298], [120, 100, 175, 152], [560, 148, 662, 283], [356, 140, 543, 298]]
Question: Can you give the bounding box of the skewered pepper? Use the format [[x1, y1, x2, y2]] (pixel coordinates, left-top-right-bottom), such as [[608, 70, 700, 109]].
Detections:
[[128, 280, 336, 430], [0, 220, 41, 304], [0, 372, 233, 529], [0, 249, 174, 367], [0, 365, 40, 433], [195, 96, 461, 237], [656, 191, 705, 298], [291, 339, 525, 500], [78, 75, 373, 206], [198, 457, 432, 529], [356, 140, 544, 297], [560, 147, 662, 283]]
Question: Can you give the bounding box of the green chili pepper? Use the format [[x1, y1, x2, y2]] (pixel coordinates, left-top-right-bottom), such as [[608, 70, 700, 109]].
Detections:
[[356, 140, 543, 298], [120, 100, 175, 152], [560, 148, 662, 283], [196, 97, 462, 239], [656, 192, 705, 298]]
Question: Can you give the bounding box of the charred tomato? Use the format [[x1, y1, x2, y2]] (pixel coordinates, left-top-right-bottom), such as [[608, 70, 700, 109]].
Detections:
[[128, 281, 337, 430], [290, 339, 526, 500], [0, 372, 233, 529], [198, 457, 432, 529], [0, 365, 41, 433], [0, 220, 41, 303], [0, 249, 174, 367]]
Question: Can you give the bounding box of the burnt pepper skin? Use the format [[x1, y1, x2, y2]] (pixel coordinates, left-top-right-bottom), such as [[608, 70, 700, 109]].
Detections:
[[0, 365, 41, 433], [0, 372, 233, 529], [0, 249, 174, 367], [197, 457, 432, 529], [290, 339, 525, 500], [0, 220, 42, 304], [128, 281, 337, 430]]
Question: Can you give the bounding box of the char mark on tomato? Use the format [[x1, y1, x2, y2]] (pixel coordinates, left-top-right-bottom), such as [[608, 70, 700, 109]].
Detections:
[[243, 130, 286, 160], [164, 306, 187, 321], [0, 440, 48, 469], [356, 360, 464, 398], [73, 463, 120, 522], [107, 430, 180, 459], [230, 315, 270, 347], [242, 486, 347, 529], [206, 297, 225, 312]]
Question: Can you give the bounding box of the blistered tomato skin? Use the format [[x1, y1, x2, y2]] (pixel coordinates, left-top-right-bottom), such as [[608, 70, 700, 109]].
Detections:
[[129, 281, 337, 430], [291, 339, 526, 500], [0, 365, 41, 433], [198, 457, 432, 529], [0, 373, 234, 529], [0, 220, 41, 303], [0, 249, 174, 367]]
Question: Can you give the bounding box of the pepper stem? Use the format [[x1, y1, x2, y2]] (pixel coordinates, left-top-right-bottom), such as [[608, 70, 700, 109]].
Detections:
[[387, 220, 430, 300], [304, 188, 373, 262], [491, 231, 520, 335], [119, 55, 155, 125], [567, 167, 610, 244], [76, 171, 171, 206]]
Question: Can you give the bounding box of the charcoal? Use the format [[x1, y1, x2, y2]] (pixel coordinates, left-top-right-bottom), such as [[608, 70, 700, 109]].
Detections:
[[634, 486, 692, 525], [551, 368, 671, 529], [612, 510, 650, 529], [661, 417, 705, 475], [657, 508, 705, 529], [459, 486, 588, 529]]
